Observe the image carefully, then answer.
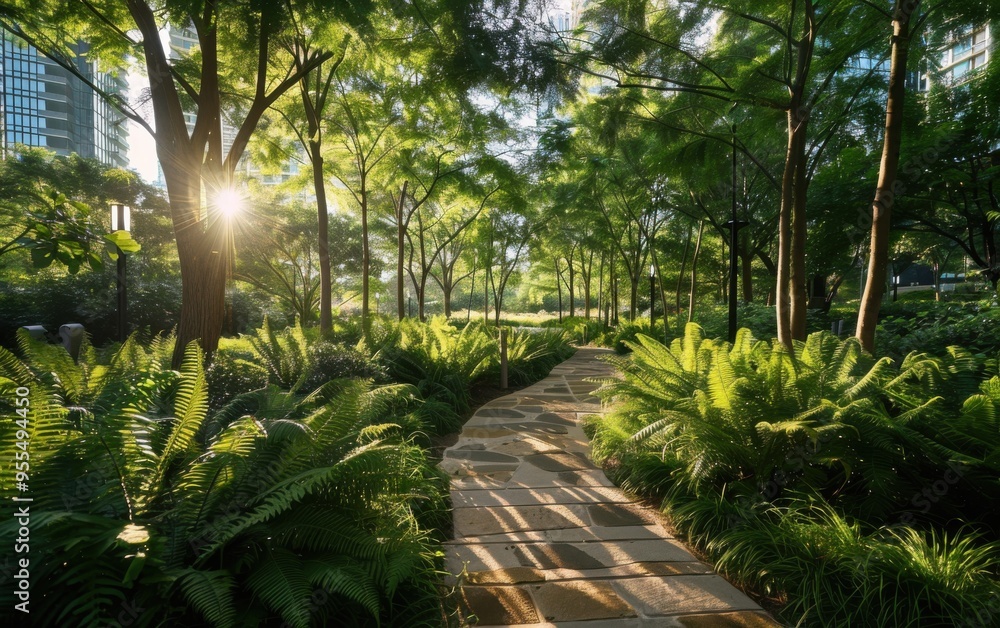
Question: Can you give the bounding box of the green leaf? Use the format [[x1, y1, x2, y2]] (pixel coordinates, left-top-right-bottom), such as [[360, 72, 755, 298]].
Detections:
[[86, 251, 104, 271], [30, 244, 54, 268], [104, 230, 141, 253]]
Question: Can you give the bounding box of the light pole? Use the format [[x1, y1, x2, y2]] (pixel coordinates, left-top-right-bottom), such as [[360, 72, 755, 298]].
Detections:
[[375, 292, 380, 316], [111, 203, 131, 342], [726, 122, 749, 344]]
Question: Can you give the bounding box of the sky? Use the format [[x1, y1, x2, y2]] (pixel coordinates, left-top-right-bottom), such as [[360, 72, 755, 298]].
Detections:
[[128, 117, 159, 183], [123, 4, 584, 184]]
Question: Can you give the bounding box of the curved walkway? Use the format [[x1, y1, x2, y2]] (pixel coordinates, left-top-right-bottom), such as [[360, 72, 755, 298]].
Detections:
[[441, 347, 779, 627]]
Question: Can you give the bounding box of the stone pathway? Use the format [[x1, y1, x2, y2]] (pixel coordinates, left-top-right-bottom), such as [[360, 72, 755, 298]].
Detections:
[[441, 347, 779, 627]]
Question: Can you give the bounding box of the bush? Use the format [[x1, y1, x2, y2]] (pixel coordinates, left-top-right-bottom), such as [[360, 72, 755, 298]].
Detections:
[[875, 299, 1000, 359], [698, 499, 1000, 626], [205, 345, 269, 410], [0, 332, 449, 627], [302, 340, 387, 390], [379, 317, 496, 433], [588, 324, 1000, 625]]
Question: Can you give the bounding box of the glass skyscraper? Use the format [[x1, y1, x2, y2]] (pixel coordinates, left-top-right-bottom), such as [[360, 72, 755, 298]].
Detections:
[[1, 29, 129, 167]]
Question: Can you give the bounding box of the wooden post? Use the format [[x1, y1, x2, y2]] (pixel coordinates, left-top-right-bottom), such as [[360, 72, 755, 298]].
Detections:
[[500, 327, 508, 390]]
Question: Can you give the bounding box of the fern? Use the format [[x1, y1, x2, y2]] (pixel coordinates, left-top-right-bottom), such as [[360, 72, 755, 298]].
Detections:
[[245, 548, 313, 628], [139, 341, 208, 512], [0, 329, 449, 627], [176, 569, 238, 628]]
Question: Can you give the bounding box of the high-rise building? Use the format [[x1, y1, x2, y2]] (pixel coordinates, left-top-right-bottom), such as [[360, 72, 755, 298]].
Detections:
[[915, 22, 993, 91], [0, 29, 129, 167], [937, 24, 991, 86]]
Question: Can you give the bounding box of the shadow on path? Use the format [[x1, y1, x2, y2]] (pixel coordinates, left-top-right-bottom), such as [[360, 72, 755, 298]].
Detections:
[[441, 347, 780, 627]]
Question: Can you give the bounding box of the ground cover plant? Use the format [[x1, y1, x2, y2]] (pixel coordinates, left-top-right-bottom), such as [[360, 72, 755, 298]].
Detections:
[[875, 298, 1000, 361], [0, 317, 574, 626], [373, 316, 574, 433], [0, 330, 449, 627], [587, 323, 1000, 626]]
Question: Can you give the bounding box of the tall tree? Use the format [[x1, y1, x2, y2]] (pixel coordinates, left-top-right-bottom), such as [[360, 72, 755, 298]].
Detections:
[[283, 27, 351, 335], [572, 0, 885, 346], [404, 185, 496, 319], [0, 1, 371, 364], [327, 59, 401, 337], [856, 0, 925, 352]]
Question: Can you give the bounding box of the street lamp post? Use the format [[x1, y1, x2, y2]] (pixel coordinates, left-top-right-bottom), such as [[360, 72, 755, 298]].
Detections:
[[726, 123, 749, 344], [111, 204, 131, 342]]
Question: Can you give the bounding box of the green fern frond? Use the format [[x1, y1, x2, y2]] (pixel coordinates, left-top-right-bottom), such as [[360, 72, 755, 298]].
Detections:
[[843, 357, 892, 401], [305, 558, 382, 621], [176, 568, 238, 628], [140, 341, 208, 511], [245, 548, 312, 628], [708, 348, 738, 411]]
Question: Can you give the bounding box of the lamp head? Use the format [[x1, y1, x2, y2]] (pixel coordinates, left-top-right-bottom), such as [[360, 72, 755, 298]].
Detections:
[[111, 204, 130, 231]]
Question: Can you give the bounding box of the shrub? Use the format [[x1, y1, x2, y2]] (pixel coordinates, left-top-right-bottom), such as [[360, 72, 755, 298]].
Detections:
[[379, 317, 495, 433], [588, 324, 1000, 625], [698, 499, 1000, 626], [498, 327, 575, 386], [302, 341, 387, 391], [206, 342, 268, 410], [876, 300, 1000, 360], [0, 332, 448, 627]]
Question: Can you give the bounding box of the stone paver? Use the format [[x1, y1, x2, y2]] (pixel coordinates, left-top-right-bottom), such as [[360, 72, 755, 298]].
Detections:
[[442, 347, 779, 627]]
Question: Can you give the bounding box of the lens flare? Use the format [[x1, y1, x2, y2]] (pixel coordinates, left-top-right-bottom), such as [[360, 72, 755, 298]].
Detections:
[[215, 189, 245, 218]]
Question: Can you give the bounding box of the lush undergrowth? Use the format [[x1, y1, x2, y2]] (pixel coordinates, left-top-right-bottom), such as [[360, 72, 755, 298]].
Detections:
[[586, 324, 1000, 626], [0, 316, 573, 627], [544, 296, 1000, 368]]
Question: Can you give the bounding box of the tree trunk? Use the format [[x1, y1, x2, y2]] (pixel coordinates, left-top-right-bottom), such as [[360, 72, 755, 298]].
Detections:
[[740, 250, 754, 302], [568, 255, 576, 318], [776, 114, 800, 349], [311, 144, 332, 335], [776, 2, 817, 350], [825, 274, 845, 311], [650, 249, 669, 344], [857, 0, 919, 352], [417, 213, 427, 321], [611, 266, 618, 326], [597, 252, 605, 324], [688, 221, 705, 323], [361, 172, 371, 336], [396, 181, 408, 320], [790, 123, 809, 340], [555, 259, 564, 322], [174, 219, 229, 361], [467, 258, 476, 323], [677, 223, 693, 330]]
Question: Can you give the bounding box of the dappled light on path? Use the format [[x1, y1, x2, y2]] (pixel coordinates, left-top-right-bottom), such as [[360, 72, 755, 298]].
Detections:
[[441, 348, 779, 626]]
